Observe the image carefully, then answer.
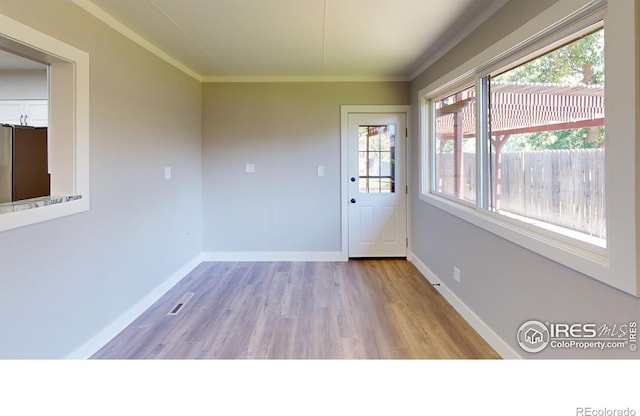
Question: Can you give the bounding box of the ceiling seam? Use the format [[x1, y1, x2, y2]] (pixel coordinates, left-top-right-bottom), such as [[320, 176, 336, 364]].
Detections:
[[148, 0, 209, 54], [70, 0, 203, 81], [148, 0, 231, 77]]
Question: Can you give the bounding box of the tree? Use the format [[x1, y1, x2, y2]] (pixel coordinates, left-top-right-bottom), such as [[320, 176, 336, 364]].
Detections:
[[502, 127, 605, 152], [495, 29, 604, 85]]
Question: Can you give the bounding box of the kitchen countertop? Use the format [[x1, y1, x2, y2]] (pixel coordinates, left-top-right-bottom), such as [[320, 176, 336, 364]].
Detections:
[[0, 195, 82, 214]]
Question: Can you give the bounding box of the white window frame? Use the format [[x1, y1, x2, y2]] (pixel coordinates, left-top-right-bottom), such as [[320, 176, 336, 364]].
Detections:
[[419, 0, 640, 297], [429, 83, 479, 209], [0, 13, 90, 232]]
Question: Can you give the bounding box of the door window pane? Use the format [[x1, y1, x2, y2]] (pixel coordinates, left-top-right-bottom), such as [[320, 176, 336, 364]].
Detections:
[[358, 125, 396, 193]]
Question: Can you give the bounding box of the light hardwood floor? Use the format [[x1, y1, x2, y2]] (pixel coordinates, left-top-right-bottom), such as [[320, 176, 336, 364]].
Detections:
[[91, 260, 500, 359]]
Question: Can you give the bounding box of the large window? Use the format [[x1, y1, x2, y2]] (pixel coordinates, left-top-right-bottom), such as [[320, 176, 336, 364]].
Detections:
[[489, 28, 605, 247], [425, 25, 605, 247], [420, 0, 639, 297]]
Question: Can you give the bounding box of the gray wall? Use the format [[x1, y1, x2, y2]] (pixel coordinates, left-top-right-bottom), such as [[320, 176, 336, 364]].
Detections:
[[409, 0, 640, 358], [201, 82, 409, 253], [0, 0, 203, 358]]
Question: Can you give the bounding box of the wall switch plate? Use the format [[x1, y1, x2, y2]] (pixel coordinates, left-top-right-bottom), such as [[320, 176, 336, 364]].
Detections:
[[245, 163, 255, 174], [453, 266, 461, 283], [164, 167, 172, 180], [317, 165, 325, 176]]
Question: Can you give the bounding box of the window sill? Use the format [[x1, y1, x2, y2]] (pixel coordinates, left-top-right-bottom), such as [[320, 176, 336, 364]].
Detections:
[[496, 209, 606, 250], [0, 195, 82, 214], [419, 191, 610, 280], [0, 195, 88, 232]]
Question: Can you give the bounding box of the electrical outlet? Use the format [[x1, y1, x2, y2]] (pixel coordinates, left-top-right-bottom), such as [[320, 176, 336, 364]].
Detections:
[[453, 266, 461, 283], [164, 166, 172, 180]]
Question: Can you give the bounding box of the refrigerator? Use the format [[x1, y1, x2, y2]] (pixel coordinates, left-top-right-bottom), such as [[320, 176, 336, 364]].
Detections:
[[0, 124, 50, 204]]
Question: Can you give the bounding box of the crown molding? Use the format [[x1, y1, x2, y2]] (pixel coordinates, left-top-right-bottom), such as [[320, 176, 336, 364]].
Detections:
[[201, 74, 410, 83], [409, 0, 510, 80]]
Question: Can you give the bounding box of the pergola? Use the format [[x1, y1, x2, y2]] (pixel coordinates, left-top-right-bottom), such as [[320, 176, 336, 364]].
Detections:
[[435, 81, 605, 199]]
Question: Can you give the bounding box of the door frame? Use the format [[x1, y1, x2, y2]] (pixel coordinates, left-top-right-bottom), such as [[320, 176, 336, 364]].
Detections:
[[340, 105, 411, 260]]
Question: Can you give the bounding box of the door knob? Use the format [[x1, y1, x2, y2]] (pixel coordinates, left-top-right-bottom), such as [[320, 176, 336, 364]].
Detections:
[[350, 177, 356, 182], [350, 198, 356, 204]]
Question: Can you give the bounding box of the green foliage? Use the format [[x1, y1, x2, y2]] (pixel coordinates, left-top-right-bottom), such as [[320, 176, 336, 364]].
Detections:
[[495, 29, 604, 85], [502, 127, 605, 152]]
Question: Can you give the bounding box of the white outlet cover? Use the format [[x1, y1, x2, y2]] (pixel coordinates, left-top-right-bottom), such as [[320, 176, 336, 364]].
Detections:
[[164, 167, 171, 180]]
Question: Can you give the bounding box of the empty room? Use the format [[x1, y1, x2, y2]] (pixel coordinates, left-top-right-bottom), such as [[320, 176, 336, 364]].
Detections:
[[1, 0, 639, 412]]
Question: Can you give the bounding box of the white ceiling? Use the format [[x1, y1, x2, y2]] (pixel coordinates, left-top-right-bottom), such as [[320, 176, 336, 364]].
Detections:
[[75, 1, 506, 81]]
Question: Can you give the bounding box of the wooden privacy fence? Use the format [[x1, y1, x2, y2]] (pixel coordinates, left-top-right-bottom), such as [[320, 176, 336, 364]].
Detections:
[[437, 148, 606, 239]]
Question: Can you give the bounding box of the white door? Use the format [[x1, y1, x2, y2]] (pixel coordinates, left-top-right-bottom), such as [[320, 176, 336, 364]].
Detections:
[[348, 113, 407, 257]]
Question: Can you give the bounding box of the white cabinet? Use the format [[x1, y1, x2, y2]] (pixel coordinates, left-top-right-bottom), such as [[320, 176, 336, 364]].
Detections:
[[0, 100, 48, 127]]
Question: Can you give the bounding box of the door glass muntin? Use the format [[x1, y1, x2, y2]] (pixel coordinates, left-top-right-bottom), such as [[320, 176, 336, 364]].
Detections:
[[358, 125, 396, 193]]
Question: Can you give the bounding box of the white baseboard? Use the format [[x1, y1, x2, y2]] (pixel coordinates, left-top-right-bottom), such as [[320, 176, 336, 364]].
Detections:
[[65, 253, 204, 359], [202, 251, 345, 262], [409, 252, 522, 359]]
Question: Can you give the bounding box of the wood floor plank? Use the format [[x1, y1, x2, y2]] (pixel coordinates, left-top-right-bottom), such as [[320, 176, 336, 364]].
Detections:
[[91, 260, 500, 359]]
